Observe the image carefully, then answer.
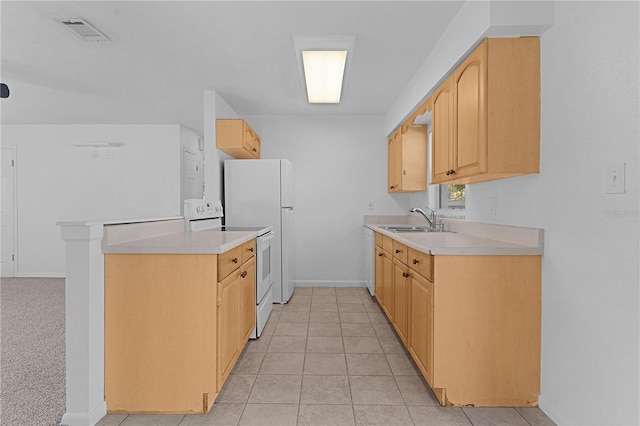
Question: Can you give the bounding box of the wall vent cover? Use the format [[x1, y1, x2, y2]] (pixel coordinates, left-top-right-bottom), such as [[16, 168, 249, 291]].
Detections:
[[55, 18, 111, 42]]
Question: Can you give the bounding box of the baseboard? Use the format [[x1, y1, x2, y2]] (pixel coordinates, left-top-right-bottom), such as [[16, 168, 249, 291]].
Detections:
[[60, 400, 106, 426], [294, 280, 365, 288], [14, 272, 65, 278], [538, 395, 570, 426]]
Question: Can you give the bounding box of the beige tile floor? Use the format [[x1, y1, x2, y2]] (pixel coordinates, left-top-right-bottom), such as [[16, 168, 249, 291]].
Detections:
[[98, 287, 556, 426]]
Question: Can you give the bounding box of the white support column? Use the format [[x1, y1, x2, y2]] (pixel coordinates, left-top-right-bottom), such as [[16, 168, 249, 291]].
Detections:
[[58, 222, 107, 426]]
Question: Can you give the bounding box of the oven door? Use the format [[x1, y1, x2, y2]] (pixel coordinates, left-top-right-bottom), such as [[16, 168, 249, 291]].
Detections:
[[256, 231, 275, 303]]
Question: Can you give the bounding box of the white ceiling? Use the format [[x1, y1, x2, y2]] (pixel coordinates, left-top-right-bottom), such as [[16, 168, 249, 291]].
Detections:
[[1, 1, 463, 134]]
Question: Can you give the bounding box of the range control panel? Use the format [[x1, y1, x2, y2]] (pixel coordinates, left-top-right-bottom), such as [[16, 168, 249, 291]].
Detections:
[[183, 199, 223, 221]]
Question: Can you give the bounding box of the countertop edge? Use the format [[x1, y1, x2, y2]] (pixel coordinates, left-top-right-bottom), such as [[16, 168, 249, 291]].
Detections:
[[365, 223, 544, 256], [103, 231, 257, 255]]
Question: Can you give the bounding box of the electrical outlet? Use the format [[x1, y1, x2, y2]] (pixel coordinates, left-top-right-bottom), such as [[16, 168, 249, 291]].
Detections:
[[606, 163, 625, 194], [490, 197, 497, 216], [368, 201, 375, 210]]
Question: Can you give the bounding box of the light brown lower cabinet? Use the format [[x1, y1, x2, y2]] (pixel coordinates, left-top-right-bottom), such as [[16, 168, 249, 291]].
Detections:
[[374, 232, 541, 407], [239, 257, 257, 344], [218, 254, 256, 393], [408, 270, 434, 386], [392, 258, 409, 345], [374, 239, 394, 320], [105, 245, 255, 414], [216, 267, 240, 390]]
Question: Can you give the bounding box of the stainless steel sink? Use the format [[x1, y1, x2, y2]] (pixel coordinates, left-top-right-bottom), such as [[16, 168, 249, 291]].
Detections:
[[380, 225, 454, 233], [380, 226, 429, 233]]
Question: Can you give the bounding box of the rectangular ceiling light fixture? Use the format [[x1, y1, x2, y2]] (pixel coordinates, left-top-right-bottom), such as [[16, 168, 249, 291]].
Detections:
[[293, 35, 356, 105], [302, 50, 347, 104]]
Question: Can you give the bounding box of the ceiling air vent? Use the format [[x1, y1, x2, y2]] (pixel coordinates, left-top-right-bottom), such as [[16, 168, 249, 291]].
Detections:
[[55, 18, 111, 42]]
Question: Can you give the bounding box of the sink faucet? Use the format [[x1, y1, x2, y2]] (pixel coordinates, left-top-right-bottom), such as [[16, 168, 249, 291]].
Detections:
[[410, 207, 437, 231]]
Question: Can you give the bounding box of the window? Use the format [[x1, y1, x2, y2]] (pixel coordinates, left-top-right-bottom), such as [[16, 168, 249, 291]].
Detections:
[[440, 184, 465, 209]]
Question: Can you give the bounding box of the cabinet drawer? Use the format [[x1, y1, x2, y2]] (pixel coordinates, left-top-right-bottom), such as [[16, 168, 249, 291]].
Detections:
[[392, 240, 408, 265], [408, 248, 433, 281], [375, 232, 383, 247], [218, 245, 242, 281], [382, 235, 394, 253], [241, 239, 255, 264]]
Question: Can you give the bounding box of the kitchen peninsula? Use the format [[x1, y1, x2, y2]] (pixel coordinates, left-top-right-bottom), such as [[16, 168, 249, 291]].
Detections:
[[58, 217, 261, 422]]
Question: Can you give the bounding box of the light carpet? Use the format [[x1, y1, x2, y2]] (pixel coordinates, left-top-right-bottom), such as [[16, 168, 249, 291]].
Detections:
[[1, 277, 65, 426]]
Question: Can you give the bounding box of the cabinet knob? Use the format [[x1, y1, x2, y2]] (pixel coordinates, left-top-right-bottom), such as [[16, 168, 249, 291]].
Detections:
[[402, 272, 410, 278], [241, 271, 248, 278], [378, 253, 384, 257], [232, 257, 238, 264], [390, 185, 395, 190], [252, 148, 257, 152], [395, 249, 401, 254], [249, 248, 254, 252], [413, 259, 419, 265]]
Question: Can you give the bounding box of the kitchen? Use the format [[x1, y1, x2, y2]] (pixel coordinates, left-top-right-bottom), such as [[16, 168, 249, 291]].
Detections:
[[1, 1, 638, 426]]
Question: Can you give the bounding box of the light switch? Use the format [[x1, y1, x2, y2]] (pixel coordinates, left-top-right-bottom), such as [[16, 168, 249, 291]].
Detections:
[[606, 163, 625, 194], [368, 201, 375, 210]]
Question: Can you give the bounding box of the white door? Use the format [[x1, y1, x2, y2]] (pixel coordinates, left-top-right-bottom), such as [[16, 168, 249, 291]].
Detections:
[[181, 135, 204, 206], [1, 147, 16, 277]]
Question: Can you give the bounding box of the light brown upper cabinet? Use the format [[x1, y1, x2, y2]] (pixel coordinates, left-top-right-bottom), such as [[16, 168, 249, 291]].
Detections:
[[431, 75, 454, 183], [387, 124, 428, 193], [216, 119, 261, 159], [431, 37, 540, 185]]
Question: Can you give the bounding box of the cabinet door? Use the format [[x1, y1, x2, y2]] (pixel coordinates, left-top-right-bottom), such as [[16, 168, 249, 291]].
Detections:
[[240, 122, 260, 159], [217, 270, 240, 389], [453, 41, 487, 180], [392, 259, 410, 345], [387, 130, 402, 192], [374, 246, 385, 307], [239, 258, 256, 344], [400, 125, 428, 192], [243, 123, 255, 154], [431, 75, 455, 183], [381, 250, 394, 319], [252, 134, 261, 158], [409, 272, 434, 386]]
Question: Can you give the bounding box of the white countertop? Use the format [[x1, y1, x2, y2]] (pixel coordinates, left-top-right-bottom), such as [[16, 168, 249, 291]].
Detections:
[[366, 223, 543, 256], [103, 230, 257, 254]]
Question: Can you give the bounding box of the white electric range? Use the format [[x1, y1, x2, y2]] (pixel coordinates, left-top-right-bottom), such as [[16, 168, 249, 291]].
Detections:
[[184, 199, 274, 339]]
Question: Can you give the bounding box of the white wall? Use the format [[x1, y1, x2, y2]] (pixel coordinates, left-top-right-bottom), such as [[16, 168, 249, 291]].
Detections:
[[203, 90, 237, 203], [387, 1, 639, 424], [246, 115, 411, 285], [1, 124, 183, 276]]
